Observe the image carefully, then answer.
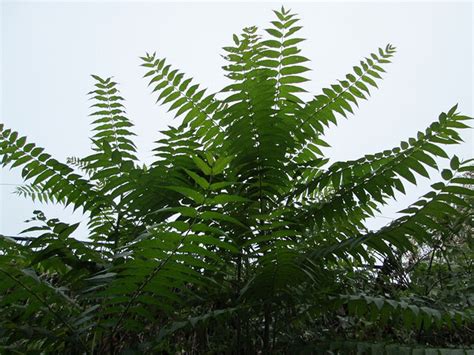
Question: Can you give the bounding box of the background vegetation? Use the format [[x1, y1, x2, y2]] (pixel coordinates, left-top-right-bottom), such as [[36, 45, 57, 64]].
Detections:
[[0, 7, 472, 354]]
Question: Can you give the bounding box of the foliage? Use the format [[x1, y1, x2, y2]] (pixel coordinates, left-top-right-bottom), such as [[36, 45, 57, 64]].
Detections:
[[1, 7, 473, 354]]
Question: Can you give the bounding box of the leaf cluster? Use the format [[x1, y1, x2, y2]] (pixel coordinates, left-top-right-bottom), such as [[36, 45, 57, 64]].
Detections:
[[1, 7, 473, 354]]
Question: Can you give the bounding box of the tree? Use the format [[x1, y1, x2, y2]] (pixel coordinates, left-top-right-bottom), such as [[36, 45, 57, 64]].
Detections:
[[1, 7, 472, 354]]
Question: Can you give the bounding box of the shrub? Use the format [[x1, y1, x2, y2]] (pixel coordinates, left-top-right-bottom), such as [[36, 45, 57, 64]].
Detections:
[[1, 7, 472, 353]]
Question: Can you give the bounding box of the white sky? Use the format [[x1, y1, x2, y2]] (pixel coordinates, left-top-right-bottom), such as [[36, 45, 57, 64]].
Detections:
[[1, 1, 473, 238]]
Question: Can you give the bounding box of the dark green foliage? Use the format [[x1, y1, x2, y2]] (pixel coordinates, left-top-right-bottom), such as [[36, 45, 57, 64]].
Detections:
[[1, 7, 473, 353]]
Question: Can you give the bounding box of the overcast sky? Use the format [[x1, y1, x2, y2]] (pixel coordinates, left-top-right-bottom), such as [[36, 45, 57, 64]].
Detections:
[[1, 1, 473, 238]]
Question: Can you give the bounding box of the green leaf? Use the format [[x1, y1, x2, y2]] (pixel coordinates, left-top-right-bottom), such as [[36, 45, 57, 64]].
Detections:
[[212, 156, 233, 175], [441, 169, 453, 180], [423, 143, 448, 158], [192, 155, 212, 175], [162, 185, 205, 204], [200, 211, 246, 228], [450, 155, 460, 170], [184, 169, 209, 190], [209, 194, 249, 205]]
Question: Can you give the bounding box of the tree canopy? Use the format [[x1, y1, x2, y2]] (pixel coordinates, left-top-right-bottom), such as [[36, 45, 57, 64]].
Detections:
[[0, 7, 473, 354]]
